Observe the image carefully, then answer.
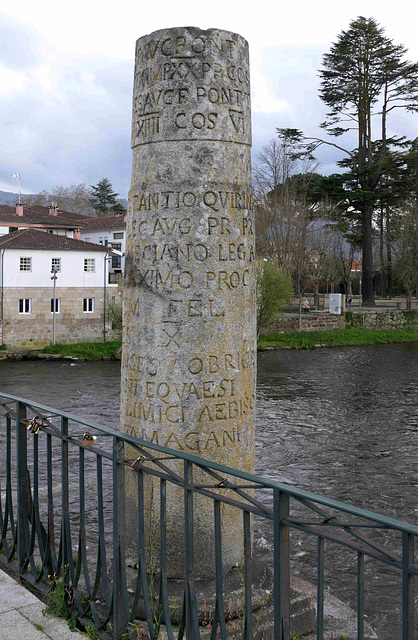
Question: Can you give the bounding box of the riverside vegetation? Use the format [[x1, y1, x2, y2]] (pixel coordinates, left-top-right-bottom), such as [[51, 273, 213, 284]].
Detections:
[[35, 326, 418, 360], [258, 327, 418, 349]]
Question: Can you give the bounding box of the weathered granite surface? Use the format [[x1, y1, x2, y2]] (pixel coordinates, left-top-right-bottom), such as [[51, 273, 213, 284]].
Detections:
[[120, 27, 256, 577]]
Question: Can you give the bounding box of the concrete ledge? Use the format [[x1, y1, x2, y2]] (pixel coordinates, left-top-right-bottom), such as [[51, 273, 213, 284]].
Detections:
[[0, 570, 86, 640]]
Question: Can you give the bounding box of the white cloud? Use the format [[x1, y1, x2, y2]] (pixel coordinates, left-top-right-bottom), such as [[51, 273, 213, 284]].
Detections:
[[0, 65, 29, 94], [1, 1, 417, 195]]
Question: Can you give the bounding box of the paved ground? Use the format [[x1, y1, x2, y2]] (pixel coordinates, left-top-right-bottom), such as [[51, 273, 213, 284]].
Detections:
[[0, 569, 87, 640]]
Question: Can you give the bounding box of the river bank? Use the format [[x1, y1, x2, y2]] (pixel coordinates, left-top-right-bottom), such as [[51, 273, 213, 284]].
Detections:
[[0, 340, 122, 361], [258, 327, 418, 349], [0, 328, 417, 361]]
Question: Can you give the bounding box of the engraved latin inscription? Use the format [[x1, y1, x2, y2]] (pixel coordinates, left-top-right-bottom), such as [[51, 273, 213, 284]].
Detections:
[[132, 30, 251, 145], [123, 28, 254, 574]]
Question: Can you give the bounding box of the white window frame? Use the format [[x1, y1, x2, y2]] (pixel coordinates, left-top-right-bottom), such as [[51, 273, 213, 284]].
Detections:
[[113, 232, 123, 239], [83, 298, 94, 313], [19, 298, 31, 314], [19, 257, 32, 272], [51, 257, 61, 273], [50, 298, 61, 313], [84, 258, 95, 272]]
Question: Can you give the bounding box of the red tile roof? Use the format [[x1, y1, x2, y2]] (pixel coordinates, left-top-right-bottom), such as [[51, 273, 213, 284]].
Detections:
[[0, 205, 86, 228], [0, 228, 109, 252], [80, 214, 126, 230]]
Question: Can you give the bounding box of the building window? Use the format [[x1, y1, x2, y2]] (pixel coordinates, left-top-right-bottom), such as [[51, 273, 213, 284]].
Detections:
[[84, 258, 95, 272], [113, 232, 123, 239], [9, 227, 18, 233], [112, 244, 122, 269], [19, 298, 31, 314], [20, 257, 31, 271], [83, 298, 94, 313], [51, 257, 61, 272], [51, 298, 60, 313]]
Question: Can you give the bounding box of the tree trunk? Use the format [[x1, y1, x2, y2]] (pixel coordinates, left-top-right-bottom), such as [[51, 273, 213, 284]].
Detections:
[[362, 203, 375, 306], [386, 239, 393, 298], [379, 207, 386, 297]]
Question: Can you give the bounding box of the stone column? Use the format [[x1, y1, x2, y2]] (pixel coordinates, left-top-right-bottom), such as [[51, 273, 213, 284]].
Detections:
[[121, 27, 255, 578]]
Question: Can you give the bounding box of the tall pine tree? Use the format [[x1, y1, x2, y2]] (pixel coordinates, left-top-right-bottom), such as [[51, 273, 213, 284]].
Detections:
[[90, 178, 125, 217], [279, 17, 418, 305]]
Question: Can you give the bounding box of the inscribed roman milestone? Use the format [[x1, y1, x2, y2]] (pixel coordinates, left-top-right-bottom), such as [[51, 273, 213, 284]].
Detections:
[[121, 27, 255, 575]]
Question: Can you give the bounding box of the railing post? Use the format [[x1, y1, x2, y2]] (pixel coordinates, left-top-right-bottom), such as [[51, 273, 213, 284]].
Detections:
[[184, 460, 200, 640], [61, 416, 71, 583], [317, 537, 324, 640], [16, 401, 28, 573], [402, 532, 414, 640], [274, 488, 290, 640], [243, 510, 253, 640], [112, 436, 126, 640], [357, 552, 365, 640]]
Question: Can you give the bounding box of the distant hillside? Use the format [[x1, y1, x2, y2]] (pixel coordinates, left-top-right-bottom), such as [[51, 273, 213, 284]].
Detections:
[[0, 190, 33, 205], [0, 190, 128, 210]]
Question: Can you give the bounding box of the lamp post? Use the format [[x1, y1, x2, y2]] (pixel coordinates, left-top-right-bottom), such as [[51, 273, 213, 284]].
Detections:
[[103, 253, 110, 343], [51, 265, 58, 345], [103, 249, 123, 342]]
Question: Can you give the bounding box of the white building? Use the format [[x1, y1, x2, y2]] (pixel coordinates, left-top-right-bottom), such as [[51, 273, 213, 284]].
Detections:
[[80, 215, 126, 281], [0, 229, 119, 347]]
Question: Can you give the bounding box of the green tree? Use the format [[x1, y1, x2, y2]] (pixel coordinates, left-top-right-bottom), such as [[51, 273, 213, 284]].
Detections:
[[89, 178, 126, 217], [279, 16, 418, 306], [256, 259, 293, 335]]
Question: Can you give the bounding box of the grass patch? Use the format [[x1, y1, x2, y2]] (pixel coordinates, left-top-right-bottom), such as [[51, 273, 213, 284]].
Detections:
[[40, 329, 418, 358], [41, 340, 121, 360], [258, 328, 418, 349]]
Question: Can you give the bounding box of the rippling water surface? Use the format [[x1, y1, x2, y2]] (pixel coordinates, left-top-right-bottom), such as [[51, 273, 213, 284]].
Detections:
[[1, 343, 417, 637], [256, 343, 418, 638]]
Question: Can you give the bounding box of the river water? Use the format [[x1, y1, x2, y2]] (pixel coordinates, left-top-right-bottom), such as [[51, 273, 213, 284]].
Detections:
[[0, 343, 417, 637]]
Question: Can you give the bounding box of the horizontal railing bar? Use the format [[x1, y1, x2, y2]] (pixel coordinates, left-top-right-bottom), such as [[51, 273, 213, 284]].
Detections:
[[65, 433, 113, 438], [127, 455, 178, 464], [287, 520, 389, 529], [192, 463, 274, 517], [189, 483, 265, 490], [288, 514, 404, 562], [126, 465, 273, 519], [2, 392, 418, 536], [287, 521, 403, 567]]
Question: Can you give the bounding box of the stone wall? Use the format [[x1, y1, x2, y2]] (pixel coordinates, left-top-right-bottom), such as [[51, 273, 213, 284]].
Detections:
[[262, 310, 418, 335], [1, 287, 117, 347], [346, 310, 418, 330], [264, 313, 345, 334]]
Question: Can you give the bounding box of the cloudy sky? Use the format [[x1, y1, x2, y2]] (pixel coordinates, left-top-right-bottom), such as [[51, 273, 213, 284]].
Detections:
[[1, 0, 417, 197]]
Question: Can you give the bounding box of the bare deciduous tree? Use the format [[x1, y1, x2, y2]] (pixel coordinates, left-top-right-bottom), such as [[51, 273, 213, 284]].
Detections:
[[393, 202, 418, 309], [23, 183, 94, 215]]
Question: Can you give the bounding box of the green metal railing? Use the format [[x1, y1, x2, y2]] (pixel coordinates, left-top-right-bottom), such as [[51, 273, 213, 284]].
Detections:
[[0, 392, 417, 639]]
